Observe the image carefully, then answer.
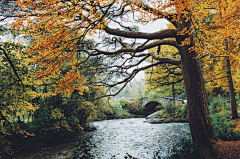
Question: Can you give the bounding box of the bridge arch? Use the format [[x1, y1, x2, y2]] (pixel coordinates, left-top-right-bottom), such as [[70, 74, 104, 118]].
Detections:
[[143, 101, 162, 115]]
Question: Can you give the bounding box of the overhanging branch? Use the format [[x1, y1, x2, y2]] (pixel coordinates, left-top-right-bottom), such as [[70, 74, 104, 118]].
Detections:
[[104, 26, 177, 40]]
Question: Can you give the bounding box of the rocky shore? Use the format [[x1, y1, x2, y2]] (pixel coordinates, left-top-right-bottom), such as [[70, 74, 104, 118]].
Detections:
[[145, 110, 188, 124]]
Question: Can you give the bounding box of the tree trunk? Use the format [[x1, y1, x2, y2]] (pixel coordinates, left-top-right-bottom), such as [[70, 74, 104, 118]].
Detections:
[[172, 83, 176, 116], [224, 39, 239, 119], [176, 21, 216, 155]]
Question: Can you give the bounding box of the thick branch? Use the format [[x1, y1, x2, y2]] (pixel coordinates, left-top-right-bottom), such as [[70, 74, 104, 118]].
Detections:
[[104, 26, 177, 40]]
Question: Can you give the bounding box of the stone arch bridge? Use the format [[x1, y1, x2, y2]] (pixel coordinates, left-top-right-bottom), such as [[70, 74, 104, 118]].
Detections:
[[141, 96, 187, 115]]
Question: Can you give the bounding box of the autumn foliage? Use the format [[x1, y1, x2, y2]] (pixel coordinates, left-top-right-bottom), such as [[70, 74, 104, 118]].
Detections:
[[0, 0, 237, 158]]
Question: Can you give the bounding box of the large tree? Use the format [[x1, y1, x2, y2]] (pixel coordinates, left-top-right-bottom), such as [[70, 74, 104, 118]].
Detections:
[[13, 0, 240, 155]]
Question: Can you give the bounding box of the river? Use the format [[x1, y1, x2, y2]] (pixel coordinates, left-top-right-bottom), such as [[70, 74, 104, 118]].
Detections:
[[17, 118, 190, 159]]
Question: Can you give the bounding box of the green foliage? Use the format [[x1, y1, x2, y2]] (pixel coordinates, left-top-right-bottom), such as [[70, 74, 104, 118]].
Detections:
[[157, 103, 188, 120], [0, 42, 37, 157], [23, 106, 73, 140], [104, 98, 146, 119], [0, 136, 13, 158], [165, 102, 175, 115], [177, 92, 187, 99], [145, 90, 163, 101], [115, 80, 146, 100], [110, 101, 124, 118], [210, 113, 240, 141], [235, 94, 240, 107], [109, 100, 134, 119], [26, 90, 98, 140], [208, 97, 240, 141], [208, 97, 231, 114], [120, 99, 129, 110], [127, 99, 144, 115]]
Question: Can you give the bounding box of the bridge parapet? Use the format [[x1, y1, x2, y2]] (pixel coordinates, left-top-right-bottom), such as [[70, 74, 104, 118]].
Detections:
[[161, 96, 187, 104]]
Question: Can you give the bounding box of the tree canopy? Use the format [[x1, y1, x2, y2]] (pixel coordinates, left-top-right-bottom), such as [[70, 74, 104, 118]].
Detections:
[[7, 0, 240, 156]]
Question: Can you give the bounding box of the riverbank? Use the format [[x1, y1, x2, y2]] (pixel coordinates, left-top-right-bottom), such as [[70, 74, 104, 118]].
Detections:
[[9, 135, 81, 159], [8, 118, 191, 159], [145, 110, 188, 124], [7, 118, 240, 159], [6, 125, 96, 159]]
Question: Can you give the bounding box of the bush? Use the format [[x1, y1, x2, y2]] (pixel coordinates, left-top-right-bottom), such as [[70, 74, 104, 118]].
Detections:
[[128, 99, 144, 115], [210, 113, 240, 141], [208, 97, 230, 114], [22, 106, 75, 141], [107, 100, 134, 119], [164, 102, 175, 115], [110, 102, 123, 118], [157, 109, 171, 119], [0, 135, 13, 158], [159, 103, 187, 120], [120, 99, 129, 110], [207, 96, 240, 141]]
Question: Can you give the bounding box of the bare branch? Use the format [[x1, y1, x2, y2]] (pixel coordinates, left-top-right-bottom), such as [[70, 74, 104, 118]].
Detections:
[[147, 78, 184, 88], [92, 39, 178, 55], [0, 48, 22, 83]]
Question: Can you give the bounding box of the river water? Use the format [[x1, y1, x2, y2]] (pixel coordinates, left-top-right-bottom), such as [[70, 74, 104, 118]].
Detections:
[[57, 118, 190, 159], [20, 118, 190, 159]]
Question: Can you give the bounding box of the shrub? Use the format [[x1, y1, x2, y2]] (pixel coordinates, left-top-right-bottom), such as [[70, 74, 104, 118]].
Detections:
[[22, 106, 75, 141], [207, 96, 240, 141], [0, 135, 13, 158], [164, 102, 175, 115], [120, 99, 129, 110], [174, 104, 184, 118], [110, 101, 124, 118], [161, 103, 188, 120], [210, 113, 240, 141], [157, 109, 171, 119], [107, 100, 134, 119], [208, 97, 230, 114], [128, 99, 144, 115]]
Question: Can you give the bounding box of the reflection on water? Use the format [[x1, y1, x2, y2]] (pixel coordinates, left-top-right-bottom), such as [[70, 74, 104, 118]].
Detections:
[[71, 135, 96, 159], [69, 118, 190, 159]]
